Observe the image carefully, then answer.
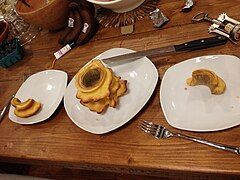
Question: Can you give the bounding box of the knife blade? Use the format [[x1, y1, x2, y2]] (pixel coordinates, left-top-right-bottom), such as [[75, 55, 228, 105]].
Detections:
[[102, 36, 227, 64]]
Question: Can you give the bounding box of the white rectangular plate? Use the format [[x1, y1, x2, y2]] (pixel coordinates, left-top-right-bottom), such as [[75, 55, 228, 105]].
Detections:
[[9, 70, 67, 124], [160, 55, 240, 132], [64, 48, 158, 134]]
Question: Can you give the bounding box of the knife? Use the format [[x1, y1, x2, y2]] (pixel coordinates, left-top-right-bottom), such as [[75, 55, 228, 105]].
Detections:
[[102, 36, 227, 63], [0, 95, 14, 123]]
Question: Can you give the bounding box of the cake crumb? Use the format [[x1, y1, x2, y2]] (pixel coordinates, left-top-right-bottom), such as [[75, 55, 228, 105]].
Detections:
[[184, 87, 187, 90]]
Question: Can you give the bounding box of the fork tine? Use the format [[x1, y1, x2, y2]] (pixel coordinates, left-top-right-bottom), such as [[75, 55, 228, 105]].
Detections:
[[140, 121, 157, 131], [139, 120, 155, 129], [139, 125, 156, 136], [142, 120, 153, 126], [139, 121, 158, 136], [139, 120, 170, 139], [140, 124, 155, 133], [141, 120, 159, 130]]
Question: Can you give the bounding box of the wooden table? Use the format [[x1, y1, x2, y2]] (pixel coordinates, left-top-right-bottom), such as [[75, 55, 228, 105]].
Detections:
[[0, 0, 240, 179]]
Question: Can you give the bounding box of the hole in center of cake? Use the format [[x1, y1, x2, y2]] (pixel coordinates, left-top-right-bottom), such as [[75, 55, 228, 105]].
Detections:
[[82, 68, 101, 88]]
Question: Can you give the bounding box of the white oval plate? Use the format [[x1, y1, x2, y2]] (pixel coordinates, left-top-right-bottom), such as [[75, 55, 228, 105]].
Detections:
[[9, 70, 68, 124], [64, 48, 158, 134], [160, 55, 240, 132]]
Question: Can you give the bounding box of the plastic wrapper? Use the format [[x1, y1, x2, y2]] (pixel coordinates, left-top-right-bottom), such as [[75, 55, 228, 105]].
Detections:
[[149, 8, 169, 28]]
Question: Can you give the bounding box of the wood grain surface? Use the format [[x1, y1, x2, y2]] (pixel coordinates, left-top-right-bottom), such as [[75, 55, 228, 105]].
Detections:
[[0, 0, 240, 178]]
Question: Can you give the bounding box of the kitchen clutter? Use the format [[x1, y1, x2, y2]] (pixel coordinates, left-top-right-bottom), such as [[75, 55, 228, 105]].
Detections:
[[0, 0, 239, 69], [192, 12, 240, 43], [1, 0, 41, 46], [50, 0, 97, 68], [58, 0, 96, 46], [86, 0, 145, 13], [15, 0, 70, 30], [149, 8, 169, 28], [97, 0, 159, 28], [181, 0, 194, 12], [0, 38, 24, 68]]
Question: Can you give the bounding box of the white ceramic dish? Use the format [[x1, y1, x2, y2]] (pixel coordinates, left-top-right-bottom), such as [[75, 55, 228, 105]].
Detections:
[[9, 70, 67, 124], [86, 0, 145, 13], [64, 48, 158, 134], [160, 55, 240, 132]]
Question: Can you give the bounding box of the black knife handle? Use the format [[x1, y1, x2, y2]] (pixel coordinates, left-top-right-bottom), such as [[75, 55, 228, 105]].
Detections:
[[174, 36, 228, 52]]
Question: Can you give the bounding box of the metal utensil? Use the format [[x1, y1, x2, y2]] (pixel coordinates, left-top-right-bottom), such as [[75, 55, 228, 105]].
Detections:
[[0, 95, 14, 122], [192, 12, 240, 43], [139, 120, 240, 154], [102, 36, 227, 65], [0, 73, 32, 122]]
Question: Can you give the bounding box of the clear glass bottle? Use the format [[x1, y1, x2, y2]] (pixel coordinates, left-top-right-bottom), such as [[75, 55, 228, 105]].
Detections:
[[0, 0, 41, 46]]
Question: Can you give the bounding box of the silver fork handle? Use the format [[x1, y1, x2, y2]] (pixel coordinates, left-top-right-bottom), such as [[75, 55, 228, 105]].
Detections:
[[0, 95, 14, 122], [173, 133, 240, 154]]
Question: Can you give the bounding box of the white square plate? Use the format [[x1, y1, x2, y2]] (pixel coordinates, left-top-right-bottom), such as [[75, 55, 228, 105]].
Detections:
[[160, 55, 240, 132], [9, 70, 68, 124], [64, 48, 158, 134]]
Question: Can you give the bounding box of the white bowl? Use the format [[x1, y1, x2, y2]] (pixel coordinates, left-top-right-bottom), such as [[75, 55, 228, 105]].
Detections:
[[9, 70, 68, 124], [86, 0, 145, 13]]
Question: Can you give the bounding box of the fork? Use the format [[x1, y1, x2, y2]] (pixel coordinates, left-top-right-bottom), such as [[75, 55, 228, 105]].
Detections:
[[139, 120, 240, 154], [0, 95, 15, 123]]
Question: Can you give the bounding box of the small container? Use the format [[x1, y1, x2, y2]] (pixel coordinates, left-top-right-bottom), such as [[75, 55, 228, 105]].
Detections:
[[0, 38, 24, 68]]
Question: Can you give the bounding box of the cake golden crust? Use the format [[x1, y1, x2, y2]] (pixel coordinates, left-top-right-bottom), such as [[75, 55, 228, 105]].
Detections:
[[11, 98, 42, 118], [186, 69, 226, 95], [75, 60, 113, 103], [75, 59, 128, 113]]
